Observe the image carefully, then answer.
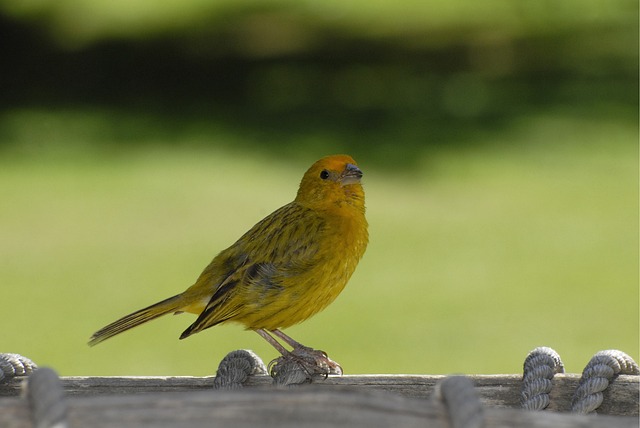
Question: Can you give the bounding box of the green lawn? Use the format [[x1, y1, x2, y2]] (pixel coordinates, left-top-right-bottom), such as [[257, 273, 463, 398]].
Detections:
[[1, 109, 637, 376], [1, 0, 632, 49]]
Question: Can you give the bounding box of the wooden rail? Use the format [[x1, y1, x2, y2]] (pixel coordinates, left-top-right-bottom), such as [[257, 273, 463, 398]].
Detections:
[[1, 374, 638, 427]]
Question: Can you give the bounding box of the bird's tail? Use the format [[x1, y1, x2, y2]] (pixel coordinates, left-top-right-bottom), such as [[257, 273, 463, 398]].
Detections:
[[88, 294, 183, 346]]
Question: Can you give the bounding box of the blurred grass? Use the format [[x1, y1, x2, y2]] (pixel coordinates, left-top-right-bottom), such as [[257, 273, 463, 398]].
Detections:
[[0, 108, 637, 375], [1, 0, 635, 51]]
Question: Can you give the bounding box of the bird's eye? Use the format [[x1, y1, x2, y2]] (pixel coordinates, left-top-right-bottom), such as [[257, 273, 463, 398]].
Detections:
[[320, 170, 330, 180]]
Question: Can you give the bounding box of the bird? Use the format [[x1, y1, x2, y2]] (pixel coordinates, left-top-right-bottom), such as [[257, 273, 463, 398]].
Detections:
[[89, 154, 368, 375]]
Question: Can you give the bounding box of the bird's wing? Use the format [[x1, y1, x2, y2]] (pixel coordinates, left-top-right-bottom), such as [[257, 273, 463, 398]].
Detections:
[[180, 203, 326, 338]]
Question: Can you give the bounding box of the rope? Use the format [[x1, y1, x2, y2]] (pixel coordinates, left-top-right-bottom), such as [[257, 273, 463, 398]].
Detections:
[[213, 349, 321, 387], [26, 367, 68, 428], [270, 349, 346, 386], [0, 353, 38, 383], [213, 349, 268, 389], [434, 376, 484, 428], [571, 349, 640, 414], [270, 354, 319, 386], [520, 346, 564, 410]]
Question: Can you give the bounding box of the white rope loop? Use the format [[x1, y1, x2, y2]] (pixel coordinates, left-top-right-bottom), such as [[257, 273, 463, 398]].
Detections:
[[26, 367, 68, 428], [0, 353, 38, 383], [213, 349, 268, 389], [571, 349, 639, 414], [435, 376, 485, 428], [520, 346, 564, 411]]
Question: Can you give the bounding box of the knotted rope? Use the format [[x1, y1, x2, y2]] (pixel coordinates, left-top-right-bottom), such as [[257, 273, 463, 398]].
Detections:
[[519, 347, 639, 414], [571, 349, 640, 414], [213, 349, 329, 386], [26, 367, 68, 428], [0, 353, 38, 383], [434, 375, 484, 428], [213, 349, 268, 389], [269, 354, 327, 386], [520, 346, 565, 410]]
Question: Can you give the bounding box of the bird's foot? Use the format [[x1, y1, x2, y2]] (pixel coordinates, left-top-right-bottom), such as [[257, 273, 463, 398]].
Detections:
[[291, 345, 343, 376], [268, 346, 342, 384]]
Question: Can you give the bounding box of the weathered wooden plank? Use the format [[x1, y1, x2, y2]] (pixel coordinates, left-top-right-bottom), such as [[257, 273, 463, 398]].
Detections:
[[0, 398, 30, 428], [0, 387, 636, 428], [1, 374, 638, 416]]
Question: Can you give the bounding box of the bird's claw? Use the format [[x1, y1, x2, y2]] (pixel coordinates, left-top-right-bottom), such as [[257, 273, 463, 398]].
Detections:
[[268, 346, 342, 382]]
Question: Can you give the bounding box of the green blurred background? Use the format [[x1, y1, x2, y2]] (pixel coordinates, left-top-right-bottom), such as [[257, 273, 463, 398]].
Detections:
[[1, 0, 637, 376]]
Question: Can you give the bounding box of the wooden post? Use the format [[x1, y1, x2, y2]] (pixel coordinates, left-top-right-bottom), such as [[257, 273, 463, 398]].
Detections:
[[1, 374, 638, 427]]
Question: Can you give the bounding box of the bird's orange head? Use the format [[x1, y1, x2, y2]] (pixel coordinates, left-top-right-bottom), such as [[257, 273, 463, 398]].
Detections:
[[295, 155, 365, 213]]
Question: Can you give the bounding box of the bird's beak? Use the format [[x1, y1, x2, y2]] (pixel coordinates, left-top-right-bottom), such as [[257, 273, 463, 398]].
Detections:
[[340, 163, 363, 186]]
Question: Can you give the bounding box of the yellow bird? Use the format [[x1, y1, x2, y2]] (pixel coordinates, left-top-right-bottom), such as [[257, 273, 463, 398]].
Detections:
[[89, 154, 368, 374]]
